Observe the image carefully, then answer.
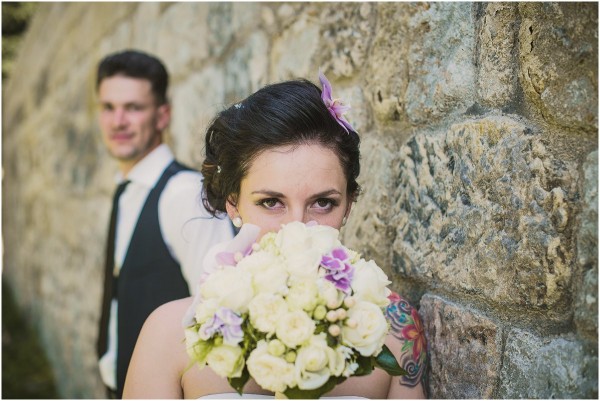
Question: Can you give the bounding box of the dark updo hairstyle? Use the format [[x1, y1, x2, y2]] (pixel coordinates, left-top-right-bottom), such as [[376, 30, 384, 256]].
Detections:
[[202, 79, 361, 216]]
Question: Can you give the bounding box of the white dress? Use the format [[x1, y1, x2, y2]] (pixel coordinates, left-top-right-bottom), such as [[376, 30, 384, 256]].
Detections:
[[198, 394, 367, 399]]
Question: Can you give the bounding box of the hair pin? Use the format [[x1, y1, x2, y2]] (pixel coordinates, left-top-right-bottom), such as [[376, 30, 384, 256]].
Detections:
[[319, 70, 356, 134]]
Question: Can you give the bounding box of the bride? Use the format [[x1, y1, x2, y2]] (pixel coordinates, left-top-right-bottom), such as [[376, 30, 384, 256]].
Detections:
[[123, 74, 427, 399]]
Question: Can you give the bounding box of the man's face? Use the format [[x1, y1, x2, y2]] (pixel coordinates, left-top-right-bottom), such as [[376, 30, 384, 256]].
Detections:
[[97, 75, 170, 174]]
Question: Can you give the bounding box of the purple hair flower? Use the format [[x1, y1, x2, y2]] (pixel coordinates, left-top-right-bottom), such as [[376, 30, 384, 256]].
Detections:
[[321, 247, 355, 294], [200, 307, 244, 346], [319, 70, 356, 134]]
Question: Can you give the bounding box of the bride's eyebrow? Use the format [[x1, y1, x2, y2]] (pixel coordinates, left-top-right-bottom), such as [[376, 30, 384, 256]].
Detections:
[[310, 189, 342, 198], [251, 190, 286, 197], [250, 189, 342, 198]]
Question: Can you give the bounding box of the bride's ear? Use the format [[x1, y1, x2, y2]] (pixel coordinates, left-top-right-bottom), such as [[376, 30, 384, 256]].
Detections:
[[225, 197, 239, 220], [344, 200, 354, 220]]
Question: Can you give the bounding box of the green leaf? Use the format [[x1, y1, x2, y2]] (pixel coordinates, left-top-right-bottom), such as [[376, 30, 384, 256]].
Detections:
[[353, 354, 375, 377], [228, 367, 250, 395], [374, 345, 408, 376]]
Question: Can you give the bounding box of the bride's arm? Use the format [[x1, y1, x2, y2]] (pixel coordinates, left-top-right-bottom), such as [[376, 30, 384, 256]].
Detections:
[[385, 295, 427, 399], [123, 298, 192, 399]]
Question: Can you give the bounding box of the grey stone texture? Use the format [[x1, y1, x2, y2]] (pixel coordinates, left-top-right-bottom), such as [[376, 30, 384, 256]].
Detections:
[[499, 329, 598, 398], [420, 295, 503, 398], [3, 2, 597, 398]]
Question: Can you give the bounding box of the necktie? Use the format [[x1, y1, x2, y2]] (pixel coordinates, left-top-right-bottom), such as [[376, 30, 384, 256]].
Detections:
[[97, 180, 130, 358]]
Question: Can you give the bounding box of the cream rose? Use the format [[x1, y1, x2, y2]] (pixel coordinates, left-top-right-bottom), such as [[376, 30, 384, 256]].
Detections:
[[194, 298, 219, 325], [351, 259, 392, 307], [276, 222, 340, 260], [295, 333, 333, 390], [328, 345, 351, 377], [184, 327, 210, 366], [207, 344, 245, 378], [247, 340, 296, 393], [317, 279, 344, 309], [248, 293, 288, 335], [251, 265, 289, 295], [276, 310, 316, 348], [341, 301, 388, 356], [199, 266, 254, 313], [286, 278, 319, 311], [237, 250, 283, 273], [284, 250, 322, 279]]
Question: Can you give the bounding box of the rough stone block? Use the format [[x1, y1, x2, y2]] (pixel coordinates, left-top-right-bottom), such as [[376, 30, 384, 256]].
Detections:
[[365, 3, 416, 127], [342, 135, 401, 275], [392, 116, 577, 311], [271, 14, 320, 80], [499, 329, 598, 398], [315, 2, 376, 79], [575, 151, 598, 340], [170, 67, 226, 165], [404, 2, 476, 125], [420, 294, 502, 398], [475, 3, 519, 108], [156, 3, 211, 78], [518, 2, 598, 133]]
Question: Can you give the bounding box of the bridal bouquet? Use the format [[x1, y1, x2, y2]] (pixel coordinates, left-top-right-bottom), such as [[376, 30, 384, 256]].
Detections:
[[183, 221, 406, 398]]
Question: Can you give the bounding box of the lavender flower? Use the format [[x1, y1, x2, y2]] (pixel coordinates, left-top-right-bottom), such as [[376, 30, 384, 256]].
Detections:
[[321, 248, 355, 294], [319, 70, 356, 134], [200, 307, 244, 346]]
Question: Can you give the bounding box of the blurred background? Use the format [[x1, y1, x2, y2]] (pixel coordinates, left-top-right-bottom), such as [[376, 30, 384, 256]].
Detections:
[[2, 2, 597, 398]]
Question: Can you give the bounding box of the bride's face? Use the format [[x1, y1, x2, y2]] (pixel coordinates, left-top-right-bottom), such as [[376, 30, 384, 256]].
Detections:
[[227, 143, 352, 238]]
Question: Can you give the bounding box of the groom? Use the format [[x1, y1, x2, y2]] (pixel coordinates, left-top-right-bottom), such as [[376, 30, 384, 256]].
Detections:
[[95, 49, 233, 398]]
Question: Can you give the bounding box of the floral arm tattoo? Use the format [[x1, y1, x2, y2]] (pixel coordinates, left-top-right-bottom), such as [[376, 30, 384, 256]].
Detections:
[[385, 292, 427, 387]]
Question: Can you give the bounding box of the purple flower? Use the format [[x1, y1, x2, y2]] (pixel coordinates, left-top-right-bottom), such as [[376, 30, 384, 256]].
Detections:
[[200, 307, 244, 346], [215, 243, 254, 267], [321, 248, 355, 294], [319, 70, 356, 134]]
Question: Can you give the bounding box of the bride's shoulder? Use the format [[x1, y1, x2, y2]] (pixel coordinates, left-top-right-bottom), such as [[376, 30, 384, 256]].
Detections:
[[141, 297, 194, 340], [384, 292, 427, 388]]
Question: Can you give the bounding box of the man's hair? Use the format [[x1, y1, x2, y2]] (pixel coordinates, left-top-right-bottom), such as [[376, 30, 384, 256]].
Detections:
[[96, 49, 169, 105]]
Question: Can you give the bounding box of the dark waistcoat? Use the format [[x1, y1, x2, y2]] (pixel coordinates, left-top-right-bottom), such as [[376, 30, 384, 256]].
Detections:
[[116, 161, 191, 397]]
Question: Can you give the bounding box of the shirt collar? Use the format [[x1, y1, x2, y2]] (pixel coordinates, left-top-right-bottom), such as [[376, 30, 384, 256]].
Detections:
[[114, 144, 175, 188]]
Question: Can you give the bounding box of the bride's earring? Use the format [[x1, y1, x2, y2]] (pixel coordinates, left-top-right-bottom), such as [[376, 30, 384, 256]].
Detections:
[[232, 216, 243, 228], [342, 216, 347, 226]]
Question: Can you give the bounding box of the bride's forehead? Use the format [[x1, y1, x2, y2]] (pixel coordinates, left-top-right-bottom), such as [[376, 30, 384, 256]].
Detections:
[[250, 144, 341, 171], [242, 145, 346, 192]]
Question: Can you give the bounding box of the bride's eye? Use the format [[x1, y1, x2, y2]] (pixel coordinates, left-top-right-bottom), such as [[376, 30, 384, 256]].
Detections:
[[258, 198, 283, 210], [313, 198, 337, 211]]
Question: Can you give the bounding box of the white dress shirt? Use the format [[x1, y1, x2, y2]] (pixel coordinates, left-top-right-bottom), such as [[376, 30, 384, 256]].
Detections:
[[99, 144, 233, 389]]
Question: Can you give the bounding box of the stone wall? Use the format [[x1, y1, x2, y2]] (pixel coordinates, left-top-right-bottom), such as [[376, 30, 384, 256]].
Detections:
[[3, 2, 597, 398]]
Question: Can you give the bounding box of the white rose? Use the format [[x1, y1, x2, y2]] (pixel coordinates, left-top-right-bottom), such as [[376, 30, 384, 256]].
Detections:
[[184, 327, 210, 366], [328, 345, 351, 377], [284, 250, 322, 280], [249, 293, 288, 335], [252, 265, 289, 295], [295, 333, 333, 390], [341, 301, 389, 357], [317, 279, 344, 309], [276, 310, 316, 348], [286, 278, 319, 311], [351, 259, 392, 307], [194, 298, 219, 325], [200, 266, 254, 313], [206, 344, 245, 378], [276, 222, 340, 259], [258, 231, 278, 253], [306, 224, 342, 255], [247, 340, 296, 393], [237, 250, 283, 273]]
